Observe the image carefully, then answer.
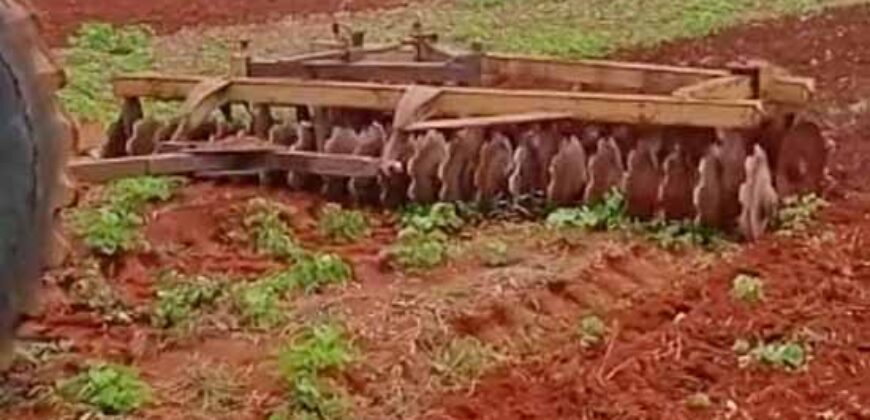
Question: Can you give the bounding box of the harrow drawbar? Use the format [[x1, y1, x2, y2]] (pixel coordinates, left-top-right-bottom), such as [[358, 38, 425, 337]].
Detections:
[[70, 22, 831, 240]]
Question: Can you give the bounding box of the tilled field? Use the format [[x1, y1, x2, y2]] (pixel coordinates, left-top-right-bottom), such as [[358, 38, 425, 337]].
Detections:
[[2, 2, 870, 420]]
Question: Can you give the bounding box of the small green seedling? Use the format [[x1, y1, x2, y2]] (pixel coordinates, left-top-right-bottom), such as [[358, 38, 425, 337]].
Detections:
[[104, 176, 184, 211], [432, 337, 500, 387], [152, 275, 224, 328], [577, 315, 607, 348], [244, 198, 303, 259], [546, 190, 627, 231], [318, 204, 370, 243], [776, 193, 828, 234], [730, 274, 764, 304], [400, 202, 465, 233], [740, 340, 807, 370], [59, 363, 151, 415], [643, 220, 726, 250], [278, 323, 354, 419], [478, 239, 516, 267], [233, 280, 285, 329], [389, 228, 450, 270], [290, 253, 353, 294]]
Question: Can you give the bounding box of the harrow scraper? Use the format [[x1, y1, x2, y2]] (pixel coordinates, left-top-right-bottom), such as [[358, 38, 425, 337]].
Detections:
[[70, 22, 831, 240]]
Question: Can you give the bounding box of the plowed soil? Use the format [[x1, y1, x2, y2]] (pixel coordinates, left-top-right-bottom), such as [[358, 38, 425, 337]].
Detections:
[[425, 4, 870, 419], [30, 0, 411, 46], [3, 3, 870, 420]]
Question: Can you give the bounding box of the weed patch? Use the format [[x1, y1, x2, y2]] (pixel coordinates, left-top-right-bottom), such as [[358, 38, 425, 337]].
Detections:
[[477, 239, 517, 268], [577, 314, 607, 348], [277, 323, 354, 419], [318, 204, 370, 243], [736, 339, 808, 371], [58, 363, 151, 415], [546, 191, 628, 231], [776, 193, 828, 235], [400, 203, 465, 234], [389, 228, 450, 270], [244, 198, 304, 260], [730, 274, 765, 304], [432, 336, 501, 387], [152, 274, 225, 329], [69, 176, 182, 255], [643, 220, 727, 250]]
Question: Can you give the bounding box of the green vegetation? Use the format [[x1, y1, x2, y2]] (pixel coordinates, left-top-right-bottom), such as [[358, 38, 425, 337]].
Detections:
[[59, 23, 167, 123], [432, 336, 501, 387], [244, 198, 304, 260], [643, 220, 727, 250], [446, 0, 829, 59], [152, 274, 224, 329], [477, 239, 517, 268], [736, 339, 808, 370], [776, 193, 828, 235], [70, 176, 183, 255], [318, 204, 370, 243], [59, 363, 151, 415], [546, 191, 628, 231], [389, 228, 450, 270], [277, 323, 354, 419], [233, 254, 352, 329], [577, 314, 607, 348], [400, 202, 466, 234], [731, 274, 765, 304]]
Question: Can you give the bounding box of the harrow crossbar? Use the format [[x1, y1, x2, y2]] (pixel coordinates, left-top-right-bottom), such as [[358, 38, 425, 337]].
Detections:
[[69, 149, 387, 182], [114, 73, 767, 128]]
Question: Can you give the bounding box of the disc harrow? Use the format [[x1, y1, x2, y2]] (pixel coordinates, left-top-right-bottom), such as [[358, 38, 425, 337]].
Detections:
[[68, 22, 831, 240]]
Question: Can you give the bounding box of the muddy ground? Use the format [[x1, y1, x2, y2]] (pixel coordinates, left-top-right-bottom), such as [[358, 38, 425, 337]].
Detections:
[[3, 2, 870, 420]]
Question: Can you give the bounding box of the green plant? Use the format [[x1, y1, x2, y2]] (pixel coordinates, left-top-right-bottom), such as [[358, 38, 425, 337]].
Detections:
[[643, 220, 726, 250], [738, 340, 807, 370], [478, 239, 516, 268], [290, 254, 353, 294], [577, 315, 607, 348], [104, 176, 184, 211], [70, 207, 143, 255], [400, 202, 465, 233], [389, 228, 450, 270], [59, 363, 151, 415], [776, 193, 828, 234], [152, 275, 224, 328], [244, 199, 304, 260], [278, 323, 354, 419], [432, 336, 500, 387], [730, 274, 764, 304], [318, 204, 370, 243], [233, 280, 285, 329], [59, 23, 156, 123], [546, 191, 627, 231], [69, 176, 182, 255]]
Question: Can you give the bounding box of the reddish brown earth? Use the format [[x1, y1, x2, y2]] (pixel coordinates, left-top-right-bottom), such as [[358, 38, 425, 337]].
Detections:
[[30, 0, 414, 46], [423, 5, 870, 419]]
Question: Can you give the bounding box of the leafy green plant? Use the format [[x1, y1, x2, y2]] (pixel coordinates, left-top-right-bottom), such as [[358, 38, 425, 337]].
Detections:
[[577, 314, 607, 348], [244, 199, 304, 260], [400, 202, 465, 234], [233, 280, 285, 329], [152, 275, 224, 328], [69, 176, 182, 255], [643, 220, 726, 250], [60, 23, 156, 123], [546, 191, 627, 231], [389, 228, 450, 270], [289, 254, 353, 294], [317, 204, 370, 243], [776, 193, 828, 234], [278, 323, 354, 419], [59, 363, 151, 415], [477, 239, 517, 268], [730, 274, 764, 304], [432, 336, 500, 387], [738, 340, 807, 370]]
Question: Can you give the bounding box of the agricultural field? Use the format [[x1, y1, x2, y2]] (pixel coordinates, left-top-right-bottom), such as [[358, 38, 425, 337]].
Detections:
[[2, 0, 869, 418]]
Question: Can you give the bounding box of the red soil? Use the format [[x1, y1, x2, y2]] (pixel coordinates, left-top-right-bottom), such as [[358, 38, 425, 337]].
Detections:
[[30, 0, 412, 47], [424, 5, 870, 419]]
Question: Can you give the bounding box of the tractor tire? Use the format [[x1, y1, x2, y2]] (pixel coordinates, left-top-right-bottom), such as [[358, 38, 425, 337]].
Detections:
[[0, 0, 66, 370]]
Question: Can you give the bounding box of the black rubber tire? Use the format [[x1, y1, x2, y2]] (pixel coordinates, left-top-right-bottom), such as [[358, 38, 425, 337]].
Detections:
[[0, 1, 63, 369]]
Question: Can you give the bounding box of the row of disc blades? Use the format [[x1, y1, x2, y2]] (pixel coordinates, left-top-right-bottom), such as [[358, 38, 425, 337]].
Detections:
[[100, 102, 829, 239]]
